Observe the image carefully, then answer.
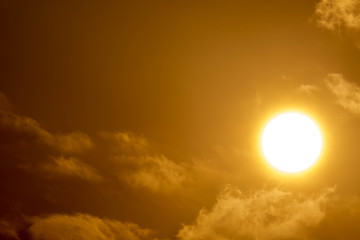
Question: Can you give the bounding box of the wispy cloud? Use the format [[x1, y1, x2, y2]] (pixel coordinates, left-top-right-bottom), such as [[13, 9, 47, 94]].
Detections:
[[41, 156, 103, 182], [116, 155, 187, 192], [314, 0, 360, 48], [0, 98, 93, 154], [51, 132, 93, 154], [0, 93, 187, 193], [28, 213, 155, 240], [315, 0, 360, 31], [0, 220, 19, 240], [0, 93, 100, 187], [7, 117, 93, 154], [100, 131, 150, 154], [0, 213, 157, 240], [324, 73, 360, 114], [0, 93, 12, 111], [103, 131, 188, 192], [297, 84, 320, 94], [178, 185, 335, 240]]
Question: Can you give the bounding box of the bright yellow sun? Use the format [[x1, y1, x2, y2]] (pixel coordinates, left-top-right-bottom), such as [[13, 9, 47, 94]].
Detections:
[[261, 112, 323, 173]]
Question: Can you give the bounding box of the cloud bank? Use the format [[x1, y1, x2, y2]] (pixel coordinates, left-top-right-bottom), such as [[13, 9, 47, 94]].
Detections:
[[0, 92, 187, 194]]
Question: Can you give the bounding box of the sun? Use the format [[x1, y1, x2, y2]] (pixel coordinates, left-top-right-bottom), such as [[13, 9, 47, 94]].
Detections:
[[261, 112, 323, 173]]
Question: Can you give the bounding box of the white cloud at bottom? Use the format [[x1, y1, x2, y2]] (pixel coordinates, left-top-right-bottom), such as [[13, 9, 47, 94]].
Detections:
[[178, 185, 335, 240]]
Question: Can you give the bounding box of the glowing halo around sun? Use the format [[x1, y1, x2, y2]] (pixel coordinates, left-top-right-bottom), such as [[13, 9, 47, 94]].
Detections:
[[261, 112, 323, 173]]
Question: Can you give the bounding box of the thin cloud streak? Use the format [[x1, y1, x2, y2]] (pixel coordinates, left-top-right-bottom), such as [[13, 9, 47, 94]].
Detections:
[[117, 155, 187, 192], [297, 84, 320, 94], [0, 97, 93, 154], [100, 131, 151, 154], [40, 156, 103, 182]]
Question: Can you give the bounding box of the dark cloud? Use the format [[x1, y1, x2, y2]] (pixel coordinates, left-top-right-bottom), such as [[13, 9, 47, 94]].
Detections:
[[0, 220, 19, 240]]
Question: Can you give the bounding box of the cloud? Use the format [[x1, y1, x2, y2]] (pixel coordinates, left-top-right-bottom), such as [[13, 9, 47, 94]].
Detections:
[[311, 194, 360, 239], [102, 131, 188, 192], [0, 93, 12, 111], [0, 214, 161, 240], [297, 84, 320, 94], [315, 0, 360, 31], [0, 220, 19, 240], [6, 213, 156, 240], [29, 213, 154, 240], [51, 132, 93, 154], [254, 91, 263, 107], [0, 93, 93, 154], [116, 155, 187, 192], [40, 156, 103, 182], [99, 131, 150, 154], [0, 107, 52, 142], [0, 94, 187, 193], [324, 73, 360, 114], [177, 185, 335, 240]]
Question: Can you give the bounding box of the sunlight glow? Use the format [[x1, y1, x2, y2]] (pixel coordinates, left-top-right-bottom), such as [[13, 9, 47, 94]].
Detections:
[[261, 112, 323, 173]]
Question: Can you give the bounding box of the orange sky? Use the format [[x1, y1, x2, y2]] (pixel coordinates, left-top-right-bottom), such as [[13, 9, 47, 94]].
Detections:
[[1, 0, 360, 239]]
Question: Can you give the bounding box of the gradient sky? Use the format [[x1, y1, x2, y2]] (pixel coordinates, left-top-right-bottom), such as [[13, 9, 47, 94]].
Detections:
[[1, 0, 360, 239]]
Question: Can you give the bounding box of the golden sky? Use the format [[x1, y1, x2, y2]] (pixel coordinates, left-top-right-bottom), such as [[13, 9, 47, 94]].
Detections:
[[1, 0, 360, 239]]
